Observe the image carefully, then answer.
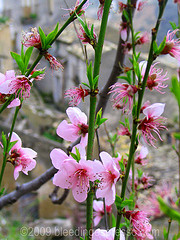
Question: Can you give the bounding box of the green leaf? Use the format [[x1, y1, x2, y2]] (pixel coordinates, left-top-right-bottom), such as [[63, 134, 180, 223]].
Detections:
[[115, 195, 123, 210], [24, 46, 34, 71], [170, 76, 180, 106], [81, 82, 90, 88], [21, 44, 25, 61], [137, 169, 143, 178], [163, 227, 168, 239], [46, 22, 59, 46], [170, 21, 178, 31], [80, 237, 84, 240], [111, 213, 116, 228], [173, 132, 180, 140], [158, 197, 180, 223], [87, 62, 93, 89], [1, 132, 7, 149], [30, 69, 45, 78], [38, 27, 46, 49], [93, 75, 99, 88], [122, 9, 129, 21], [99, 118, 107, 125], [7, 140, 18, 153], [158, 36, 166, 54], [119, 161, 124, 172], [153, 41, 159, 54], [11, 52, 25, 74]]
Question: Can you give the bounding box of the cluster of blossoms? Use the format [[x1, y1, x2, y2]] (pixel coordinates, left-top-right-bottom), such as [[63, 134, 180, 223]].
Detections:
[[0, 68, 45, 108], [22, 28, 63, 71], [6, 132, 37, 180], [50, 107, 153, 239]]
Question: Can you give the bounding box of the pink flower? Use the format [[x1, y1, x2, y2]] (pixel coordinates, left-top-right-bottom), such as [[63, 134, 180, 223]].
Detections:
[[44, 52, 64, 71], [94, 152, 120, 205], [135, 146, 148, 165], [139, 182, 174, 218], [92, 227, 125, 240], [63, 0, 89, 16], [160, 30, 180, 61], [53, 156, 95, 202], [93, 200, 112, 226], [174, 0, 180, 3], [8, 132, 37, 180], [140, 101, 151, 113], [118, 125, 131, 136], [21, 27, 41, 49], [0, 70, 32, 98], [109, 83, 138, 113], [57, 107, 88, 147], [125, 210, 153, 240], [140, 61, 168, 93], [137, 32, 150, 45], [140, 173, 154, 189], [97, 0, 105, 19], [138, 103, 167, 147], [65, 86, 89, 106], [77, 25, 97, 46], [120, 22, 128, 41]]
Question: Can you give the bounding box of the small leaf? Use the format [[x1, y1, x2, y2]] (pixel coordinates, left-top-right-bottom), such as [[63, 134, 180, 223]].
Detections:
[[11, 52, 25, 74], [93, 75, 99, 89], [87, 62, 93, 89], [30, 69, 45, 78], [153, 41, 158, 54], [7, 140, 18, 153], [170, 21, 178, 31], [46, 22, 59, 46], [1, 132, 7, 149], [81, 82, 90, 88], [111, 213, 116, 227], [38, 27, 46, 49], [170, 76, 180, 106], [21, 44, 25, 61], [122, 9, 129, 21], [158, 36, 166, 54], [158, 197, 180, 223], [137, 169, 143, 178], [173, 132, 180, 140], [119, 162, 124, 172], [163, 227, 168, 239], [24, 46, 34, 71], [0, 187, 5, 196]]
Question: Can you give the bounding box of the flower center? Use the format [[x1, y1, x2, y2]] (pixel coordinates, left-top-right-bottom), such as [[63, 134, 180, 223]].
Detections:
[[78, 123, 88, 136]]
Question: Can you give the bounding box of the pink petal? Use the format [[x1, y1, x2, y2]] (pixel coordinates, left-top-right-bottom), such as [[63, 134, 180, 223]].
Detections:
[[72, 178, 89, 202], [0, 73, 5, 84], [139, 60, 147, 76], [143, 103, 165, 119], [0, 80, 15, 94], [56, 120, 79, 142], [50, 148, 69, 169], [21, 147, 37, 158], [14, 165, 23, 180], [121, 28, 127, 41], [7, 98, 21, 108], [22, 159, 36, 174], [94, 215, 102, 227], [53, 170, 71, 188], [80, 134, 88, 147], [93, 200, 103, 212], [100, 151, 114, 170], [139, 146, 148, 158], [10, 132, 22, 150], [5, 70, 16, 80], [66, 107, 87, 125]]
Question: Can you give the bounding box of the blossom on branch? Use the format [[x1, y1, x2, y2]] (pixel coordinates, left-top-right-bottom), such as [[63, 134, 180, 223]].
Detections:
[[124, 210, 153, 240], [8, 132, 37, 180], [94, 151, 120, 205], [97, 0, 105, 20], [140, 61, 168, 93], [65, 86, 89, 106], [0, 70, 32, 99], [93, 200, 112, 226], [77, 25, 97, 46], [160, 30, 180, 61], [57, 107, 88, 147], [109, 83, 138, 113], [138, 103, 167, 147], [44, 52, 64, 71], [21, 27, 41, 49], [53, 157, 95, 202], [135, 146, 148, 165]]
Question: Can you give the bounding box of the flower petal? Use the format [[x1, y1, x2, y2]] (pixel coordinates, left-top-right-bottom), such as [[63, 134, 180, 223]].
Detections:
[[143, 103, 165, 119], [56, 120, 79, 142], [7, 98, 21, 108], [66, 107, 87, 125], [50, 148, 69, 169], [14, 165, 23, 180]]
